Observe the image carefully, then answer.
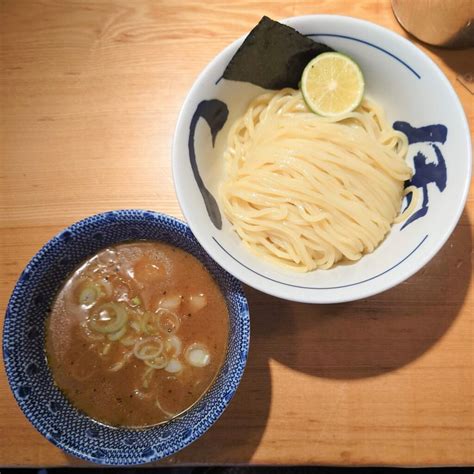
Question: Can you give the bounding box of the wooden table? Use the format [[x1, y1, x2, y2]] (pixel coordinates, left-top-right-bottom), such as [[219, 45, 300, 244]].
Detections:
[[1, 0, 473, 467]]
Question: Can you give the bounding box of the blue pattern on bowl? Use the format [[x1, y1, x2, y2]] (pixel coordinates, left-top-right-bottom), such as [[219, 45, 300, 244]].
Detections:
[[3, 210, 250, 465]]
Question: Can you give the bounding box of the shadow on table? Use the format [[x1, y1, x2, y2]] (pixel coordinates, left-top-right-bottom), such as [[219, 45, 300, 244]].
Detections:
[[409, 36, 473, 92], [424, 45, 474, 77], [246, 211, 471, 380]]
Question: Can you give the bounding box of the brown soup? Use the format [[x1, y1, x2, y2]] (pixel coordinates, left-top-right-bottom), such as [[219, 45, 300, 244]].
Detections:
[[46, 241, 229, 427]]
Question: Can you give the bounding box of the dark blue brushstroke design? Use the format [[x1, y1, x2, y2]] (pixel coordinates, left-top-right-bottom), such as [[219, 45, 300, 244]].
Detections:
[[189, 100, 229, 229], [306, 33, 421, 79], [393, 122, 447, 145], [213, 235, 428, 290], [394, 122, 448, 229]]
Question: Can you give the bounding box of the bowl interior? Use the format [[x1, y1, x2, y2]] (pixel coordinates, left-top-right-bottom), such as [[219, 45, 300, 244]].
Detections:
[[173, 15, 471, 303], [3, 210, 249, 465]]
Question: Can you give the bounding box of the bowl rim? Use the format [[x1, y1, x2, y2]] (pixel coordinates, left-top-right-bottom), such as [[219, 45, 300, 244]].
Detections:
[[3, 209, 250, 465], [172, 14, 472, 304]]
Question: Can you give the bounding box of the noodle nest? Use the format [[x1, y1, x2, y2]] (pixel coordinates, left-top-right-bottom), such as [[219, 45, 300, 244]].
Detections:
[[220, 88, 415, 271]]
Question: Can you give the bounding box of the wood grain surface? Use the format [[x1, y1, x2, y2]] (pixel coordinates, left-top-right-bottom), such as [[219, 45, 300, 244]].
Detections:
[[1, 0, 473, 467]]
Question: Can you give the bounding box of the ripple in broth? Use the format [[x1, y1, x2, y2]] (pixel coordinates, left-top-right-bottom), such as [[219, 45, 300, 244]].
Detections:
[[46, 241, 229, 427]]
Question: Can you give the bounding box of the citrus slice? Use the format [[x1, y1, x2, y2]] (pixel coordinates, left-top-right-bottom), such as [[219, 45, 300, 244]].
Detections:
[[301, 52, 365, 117]]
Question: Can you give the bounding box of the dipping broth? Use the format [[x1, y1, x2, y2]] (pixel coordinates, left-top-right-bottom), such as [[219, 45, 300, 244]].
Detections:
[[46, 242, 229, 427]]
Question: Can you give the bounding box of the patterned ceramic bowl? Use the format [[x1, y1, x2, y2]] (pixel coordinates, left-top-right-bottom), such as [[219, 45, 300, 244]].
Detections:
[[3, 210, 250, 465], [173, 15, 472, 304]]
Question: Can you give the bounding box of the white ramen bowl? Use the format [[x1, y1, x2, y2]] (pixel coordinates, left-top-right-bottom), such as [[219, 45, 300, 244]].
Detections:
[[172, 15, 471, 304]]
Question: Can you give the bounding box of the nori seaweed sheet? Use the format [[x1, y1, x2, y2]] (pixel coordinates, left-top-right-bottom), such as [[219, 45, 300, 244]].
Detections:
[[223, 16, 333, 90]]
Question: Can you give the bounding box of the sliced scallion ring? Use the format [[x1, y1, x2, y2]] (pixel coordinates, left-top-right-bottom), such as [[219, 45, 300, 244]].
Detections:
[[133, 336, 164, 361], [107, 324, 127, 341], [145, 353, 168, 369], [89, 302, 128, 334], [156, 308, 180, 335], [79, 286, 98, 306]]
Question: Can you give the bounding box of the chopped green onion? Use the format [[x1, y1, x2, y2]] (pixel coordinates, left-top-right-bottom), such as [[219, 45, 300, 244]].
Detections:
[[165, 335, 182, 357], [107, 325, 127, 341], [89, 302, 128, 334], [108, 350, 133, 372], [131, 296, 141, 307], [145, 353, 168, 369], [156, 309, 180, 335], [121, 335, 138, 346], [133, 336, 164, 361], [79, 286, 98, 306], [130, 321, 141, 333], [101, 343, 112, 355]]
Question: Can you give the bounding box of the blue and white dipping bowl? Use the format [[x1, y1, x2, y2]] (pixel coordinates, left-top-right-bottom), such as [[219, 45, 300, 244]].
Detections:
[[173, 15, 471, 304], [3, 210, 250, 465]]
